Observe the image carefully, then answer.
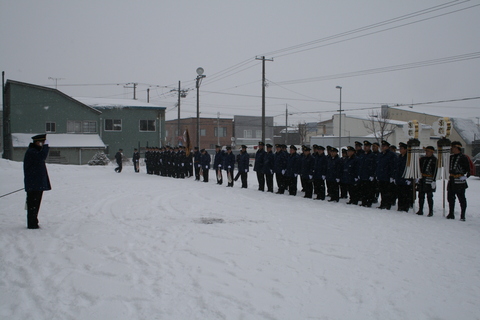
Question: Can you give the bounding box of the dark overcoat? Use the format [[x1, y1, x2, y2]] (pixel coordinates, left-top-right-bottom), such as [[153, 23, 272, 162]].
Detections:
[[24, 143, 51, 192]]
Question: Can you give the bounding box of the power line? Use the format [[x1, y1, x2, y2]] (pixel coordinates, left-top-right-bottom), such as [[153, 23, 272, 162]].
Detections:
[[261, 0, 476, 59], [272, 51, 480, 85]]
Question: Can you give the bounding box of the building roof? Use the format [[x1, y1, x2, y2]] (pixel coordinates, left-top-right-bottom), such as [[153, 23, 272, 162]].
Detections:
[[6, 80, 102, 115], [451, 118, 480, 144], [12, 133, 106, 148], [75, 97, 166, 110]]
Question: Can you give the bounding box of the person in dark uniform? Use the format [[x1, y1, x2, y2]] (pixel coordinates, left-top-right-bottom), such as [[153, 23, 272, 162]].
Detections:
[[372, 142, 381, 203], [394, 142, 412, 212], [23, 134, 51, 229], [114, 149, 123, 172], [285, 145, 300, 196], [254, 141, 266, 191], [447, 141, 470, 221], [133, 148, 140, 173], [416, 146, 437, 216], [214, 145, 225, 185], [358, 141, 376, 207], [274, 144, 288, 194], [300, 146, 315, 198], [376, 140, 396, 209], [326, 147, 342, 202], [186, 147, 194, 178], [237, 145, 250, 188], [145, 147, 152, 174], [193, 147, 201, 181], [313, 145, 327, 200], [224, 146, 235, 187], [200, 149, 211, 182], [339, 148, 348, 199], [342, 146, 359, 204], [263, 144, 275, 192]]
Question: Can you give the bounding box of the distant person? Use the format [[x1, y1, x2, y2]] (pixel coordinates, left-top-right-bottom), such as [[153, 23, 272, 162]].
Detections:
[[416, 146, 437, 216], [447, 141, 470, 221], [23, 134, 51, 229], [237, 145, 250, 188], [114, 149, 123, 172], [200, 149, 211, 182], [133, 148, 140, 173]]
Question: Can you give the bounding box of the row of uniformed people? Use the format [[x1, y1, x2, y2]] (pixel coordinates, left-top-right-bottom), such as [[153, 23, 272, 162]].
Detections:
[[144, 146, 193, 178]]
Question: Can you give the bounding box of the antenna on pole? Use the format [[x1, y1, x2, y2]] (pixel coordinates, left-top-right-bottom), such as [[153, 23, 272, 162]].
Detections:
[[48, 77, 64, 89]]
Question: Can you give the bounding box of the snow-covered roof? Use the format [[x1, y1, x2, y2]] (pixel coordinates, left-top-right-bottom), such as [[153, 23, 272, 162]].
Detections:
[[74, 97, 166, 109], [12, 133, 106, 148], [451, 118, 480, 144]]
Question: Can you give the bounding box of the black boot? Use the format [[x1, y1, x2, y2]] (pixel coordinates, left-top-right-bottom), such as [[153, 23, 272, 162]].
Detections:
[[417, 198, 424, 215]]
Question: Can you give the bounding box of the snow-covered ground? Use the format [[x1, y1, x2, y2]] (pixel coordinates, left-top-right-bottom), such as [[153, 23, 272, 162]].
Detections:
[[1, 159, 479, 320]]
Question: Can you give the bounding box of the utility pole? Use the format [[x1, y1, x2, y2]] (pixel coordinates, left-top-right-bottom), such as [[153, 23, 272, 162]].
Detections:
[[285, 104, 288, 145], [217, 112, 220, 146], [170, 81, 189, 145], [147, 88, 150, 103], [124, 83, 138, 100], [48, 77, 64, 89], [255, 56, 273, 143]]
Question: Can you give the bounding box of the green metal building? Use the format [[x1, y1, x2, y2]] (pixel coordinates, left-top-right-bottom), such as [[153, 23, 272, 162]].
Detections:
[[3, 80, 166, 164]]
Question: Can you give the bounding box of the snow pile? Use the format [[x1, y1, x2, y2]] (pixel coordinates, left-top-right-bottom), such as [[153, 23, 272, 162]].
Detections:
[[1, 159, 479, 319]]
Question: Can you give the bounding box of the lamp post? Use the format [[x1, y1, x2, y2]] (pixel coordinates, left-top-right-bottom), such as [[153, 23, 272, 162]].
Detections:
[[196, 67, 206, 148], [336, 86, 342, 151]]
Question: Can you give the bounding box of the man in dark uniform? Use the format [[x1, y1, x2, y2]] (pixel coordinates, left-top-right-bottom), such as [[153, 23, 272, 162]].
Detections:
[[224, 146, 235, 187], [285, 145, 300, 196], [193, 147, 201, 181], [23, 134, 51, 229], [342, 146, 359, 204], [214, 145, 225, 185], [313, 145, 327, 200], [114, 149, 123, 172], [394, 142, 412, 212], [237, 145, 250, 188], [145, 147, 152, 174], [133, 148, 140, 173], [376, 140, 396, 210], [300, 146, 315, 198], [447, 141, 470, 221], [274, 144, 287, 194], [263, 144, 275, 192], [254, 141, 266, 191], [416, 146, 437, 216], [200, 149, 211, 182], [326, 147, 342, 202], [340, 148, 348, 199], [358, 141, 376, 207]]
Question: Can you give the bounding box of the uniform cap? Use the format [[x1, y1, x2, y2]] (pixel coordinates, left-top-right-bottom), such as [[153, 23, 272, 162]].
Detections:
[[32, 134, 46, 141]]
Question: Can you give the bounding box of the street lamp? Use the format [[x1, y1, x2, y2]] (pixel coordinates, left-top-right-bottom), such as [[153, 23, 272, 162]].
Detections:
[[336, 86, 342, 151], [196, 67, 206, 148]]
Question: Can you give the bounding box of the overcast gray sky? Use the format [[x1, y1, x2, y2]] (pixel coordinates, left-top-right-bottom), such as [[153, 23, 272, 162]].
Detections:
[[1, 0, 479, 125]]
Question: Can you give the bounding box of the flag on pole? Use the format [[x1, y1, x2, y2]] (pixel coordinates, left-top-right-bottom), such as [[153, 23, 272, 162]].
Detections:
[[184, 128, 192, 157]]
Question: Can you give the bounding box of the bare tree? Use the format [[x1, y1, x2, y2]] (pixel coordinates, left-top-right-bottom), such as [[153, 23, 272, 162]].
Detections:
[[363, 109, 395, 143], [298, 121, 308, 145]]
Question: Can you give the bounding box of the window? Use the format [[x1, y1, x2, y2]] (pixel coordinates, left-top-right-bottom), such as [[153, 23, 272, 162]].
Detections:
[[214, 127, 227, 137], [255, 130, 262, 138], [67, 120, 96, 133], [105, 119, 122, 131], [200, 129, 206, 136], [244, 130, 252, 138], [83, 121, 97, 133], [46, 122, 56, 133], [139, 120, 156, 132]]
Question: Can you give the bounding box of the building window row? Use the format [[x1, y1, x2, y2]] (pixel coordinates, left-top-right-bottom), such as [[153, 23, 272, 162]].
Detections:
[[45, 119, 156, 133]]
